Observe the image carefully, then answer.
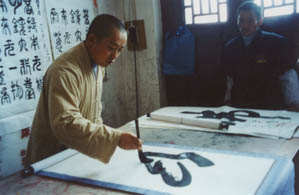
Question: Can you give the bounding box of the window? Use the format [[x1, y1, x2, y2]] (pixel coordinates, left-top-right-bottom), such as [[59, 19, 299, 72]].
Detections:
[[254, 0, 299, 17], [184, 0, 228, 24]]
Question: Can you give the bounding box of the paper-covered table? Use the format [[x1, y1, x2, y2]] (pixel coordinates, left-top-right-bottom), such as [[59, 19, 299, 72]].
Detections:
[[130, 106, 299, 139], [31, 143, 295, 195]]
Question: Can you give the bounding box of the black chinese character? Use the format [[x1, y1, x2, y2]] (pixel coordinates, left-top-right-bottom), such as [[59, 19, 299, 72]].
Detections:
[[20, 58, 31, 75], [70, 10, 75, 23], [30, 34, 39, 50], [75, 9, 80, 25], [11, 80, 23, 100], [1, 17, 11, 35], [75, 29, 81, 42], [18, 17, 26, 36], [0, 0, 7, 13], [4, 40, 15, 56], [83, 9, 89, 25], [24, 77, 35, 99], [19, 38, 28, 52], [1, 87, 11, 105], [0, 73, 4, 85], [54, 31, 62, 53], [32, 55, 41, 71], [24, 0, 33, 15], [64, 32, 71, 44], [61, 9, 67, 25], [12, 18, 18, 33], [27, 17, 36, 33], [8, 0, 22, 14], [36, 77, 43, 92], [0, 66, 5, 85], [36, 0, 40, 15], [30, 17, 37, 32], [50, 8, 59, 24]]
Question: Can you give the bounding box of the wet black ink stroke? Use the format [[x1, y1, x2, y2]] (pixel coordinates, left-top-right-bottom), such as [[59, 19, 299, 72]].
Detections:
[[141, 151, 214, 187], [181, 110, 290, 122]]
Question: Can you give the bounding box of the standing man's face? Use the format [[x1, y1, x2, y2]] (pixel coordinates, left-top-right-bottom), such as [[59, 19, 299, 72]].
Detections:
[[88, 28, 127, 67], [237, 10, 261, 37]]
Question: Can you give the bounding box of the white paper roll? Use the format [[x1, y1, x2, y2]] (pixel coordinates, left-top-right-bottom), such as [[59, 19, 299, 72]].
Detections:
[[182, 118, 220, 129], [150, 113, 182, 124], [150, 112, 221, 129]]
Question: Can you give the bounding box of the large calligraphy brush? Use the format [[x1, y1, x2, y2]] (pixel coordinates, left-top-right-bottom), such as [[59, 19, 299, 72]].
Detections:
[[129, 22, 152, 163], [135, 119, 153, 163]]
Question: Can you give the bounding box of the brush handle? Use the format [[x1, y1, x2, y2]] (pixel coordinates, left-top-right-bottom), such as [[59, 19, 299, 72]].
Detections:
[[134, 119, 153, 163], [135, 119, 140, 138]]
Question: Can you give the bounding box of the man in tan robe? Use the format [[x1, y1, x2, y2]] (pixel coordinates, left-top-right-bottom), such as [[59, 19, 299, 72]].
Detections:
[[25, 14, 142, 165]]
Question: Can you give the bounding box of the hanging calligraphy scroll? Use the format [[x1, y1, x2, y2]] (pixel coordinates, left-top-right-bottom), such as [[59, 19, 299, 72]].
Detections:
[[44, 0, 97, 59], [0, 0, 52, 134]]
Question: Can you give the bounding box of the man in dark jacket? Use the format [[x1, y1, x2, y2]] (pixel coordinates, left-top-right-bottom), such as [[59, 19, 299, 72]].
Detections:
[[222, 1, 299, 110]]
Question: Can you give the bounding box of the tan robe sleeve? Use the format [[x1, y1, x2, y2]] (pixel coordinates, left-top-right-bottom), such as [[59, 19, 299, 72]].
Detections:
[[48, 68, 122, 163]]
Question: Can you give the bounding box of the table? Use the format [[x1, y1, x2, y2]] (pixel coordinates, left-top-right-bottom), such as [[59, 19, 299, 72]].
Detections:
[[1, 114, 298, 194]]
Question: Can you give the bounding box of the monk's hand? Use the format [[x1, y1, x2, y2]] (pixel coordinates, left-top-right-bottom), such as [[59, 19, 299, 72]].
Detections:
[[118, 132, 142, 150]]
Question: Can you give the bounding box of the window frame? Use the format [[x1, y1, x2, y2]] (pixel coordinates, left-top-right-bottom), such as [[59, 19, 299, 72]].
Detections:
[[182, 0, 228, 25], [182, 0, 299, 26], [255, 0, 298, 18]]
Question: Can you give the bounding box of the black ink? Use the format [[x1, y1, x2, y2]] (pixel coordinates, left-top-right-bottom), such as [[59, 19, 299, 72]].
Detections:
[[70, 10, 75, 23], [75, 9, 80, 25], [4, 40, 15, 56], [27, 17, 37, 33], [1, 17, 11, 35], [144, 152, 214, 167], [8, 0, 22, 14], [64, 32, 71, 44], [0, 0, 7, 13], [0, 68, 5, 85], [142, 151, 214, 187], [54, 31, 62, 53], [145, 161, 191, 187], [12, 18, 18, 33], [36, 0, 40, 15], [24, 0, 33, 15], [24, 77, 35, 99], [19, 38, 28, 52], [27, 17, 33, 32], [138, 150, 153, 163], [18, 17, 26, 36], [11, 80, 23, 100], [20, 58, 31, 75], [30, 34, 39, 50], [50, 8, 59, 24], [83, 9, 89, 25], [32, 55, 41, 71], [36, 77, 43, 92], [75, 29, 81, 42], [1, 87, 11, 105], [9, 67, 17, 70], [61, 9, 67, 25], [181, 110, 291, 122]]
